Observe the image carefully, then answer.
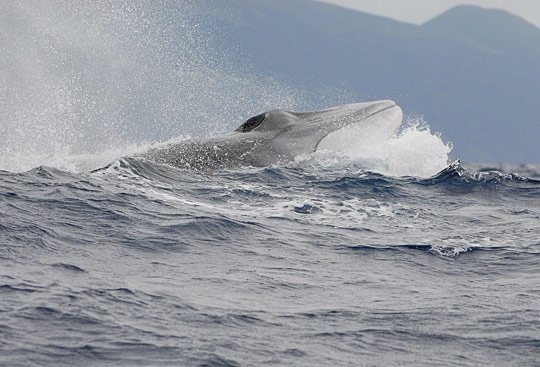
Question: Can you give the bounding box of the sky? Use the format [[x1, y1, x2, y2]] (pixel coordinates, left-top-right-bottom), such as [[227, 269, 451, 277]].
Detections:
[[316, 0, 540, 28]]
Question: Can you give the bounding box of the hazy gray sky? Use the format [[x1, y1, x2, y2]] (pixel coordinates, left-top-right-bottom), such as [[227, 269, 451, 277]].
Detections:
[[316, 0, 540, 28]]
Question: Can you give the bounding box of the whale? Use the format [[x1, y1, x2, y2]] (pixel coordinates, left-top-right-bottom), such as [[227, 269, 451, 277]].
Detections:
[[143, 100, 403, 170]]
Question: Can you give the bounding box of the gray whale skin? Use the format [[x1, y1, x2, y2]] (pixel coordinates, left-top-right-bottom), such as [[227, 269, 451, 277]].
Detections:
[[144, 100, 402, 170]]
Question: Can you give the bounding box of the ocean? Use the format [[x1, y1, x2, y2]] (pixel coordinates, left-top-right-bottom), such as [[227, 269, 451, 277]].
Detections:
[[1, 157, 539, 366]]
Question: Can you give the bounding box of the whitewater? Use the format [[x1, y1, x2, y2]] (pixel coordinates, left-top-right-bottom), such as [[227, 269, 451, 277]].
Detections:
[[1, 2, 539, 366]]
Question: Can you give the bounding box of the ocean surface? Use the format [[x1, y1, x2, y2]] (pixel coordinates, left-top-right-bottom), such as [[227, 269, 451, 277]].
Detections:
[[1, 158, 539, 366]]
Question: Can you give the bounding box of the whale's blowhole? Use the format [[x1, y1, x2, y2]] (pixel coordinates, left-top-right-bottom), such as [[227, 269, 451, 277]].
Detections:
[[236, 113, 266, 133]]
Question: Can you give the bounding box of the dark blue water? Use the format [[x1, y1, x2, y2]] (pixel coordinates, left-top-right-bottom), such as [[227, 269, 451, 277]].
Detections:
[[1, 159, 539, 366]]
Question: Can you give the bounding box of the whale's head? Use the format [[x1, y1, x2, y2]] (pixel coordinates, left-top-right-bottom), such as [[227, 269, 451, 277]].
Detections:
[[235, 100, 403, 165], [144, 100, 404, 170]]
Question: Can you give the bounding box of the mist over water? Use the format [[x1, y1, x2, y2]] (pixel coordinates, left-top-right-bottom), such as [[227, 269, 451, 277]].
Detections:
[[0, 1, 299, 172]]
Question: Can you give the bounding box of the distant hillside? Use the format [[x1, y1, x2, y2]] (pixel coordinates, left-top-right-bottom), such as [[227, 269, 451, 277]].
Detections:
[[198, 1, 540, 162], [424, 5, 540, 58]]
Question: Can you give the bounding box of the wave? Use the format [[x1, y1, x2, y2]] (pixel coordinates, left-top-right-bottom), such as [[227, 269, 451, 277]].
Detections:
[[1, 157, 538, 275], [343, 242, 540, 257], [5, 155, 537, 191], [416, 160, 540, 189], [3, 152, 538, 200], [303, 117, 452, 178]]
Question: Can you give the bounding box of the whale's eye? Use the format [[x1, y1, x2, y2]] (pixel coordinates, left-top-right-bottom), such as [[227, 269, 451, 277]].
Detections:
[[236, 113, 265, 132]]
